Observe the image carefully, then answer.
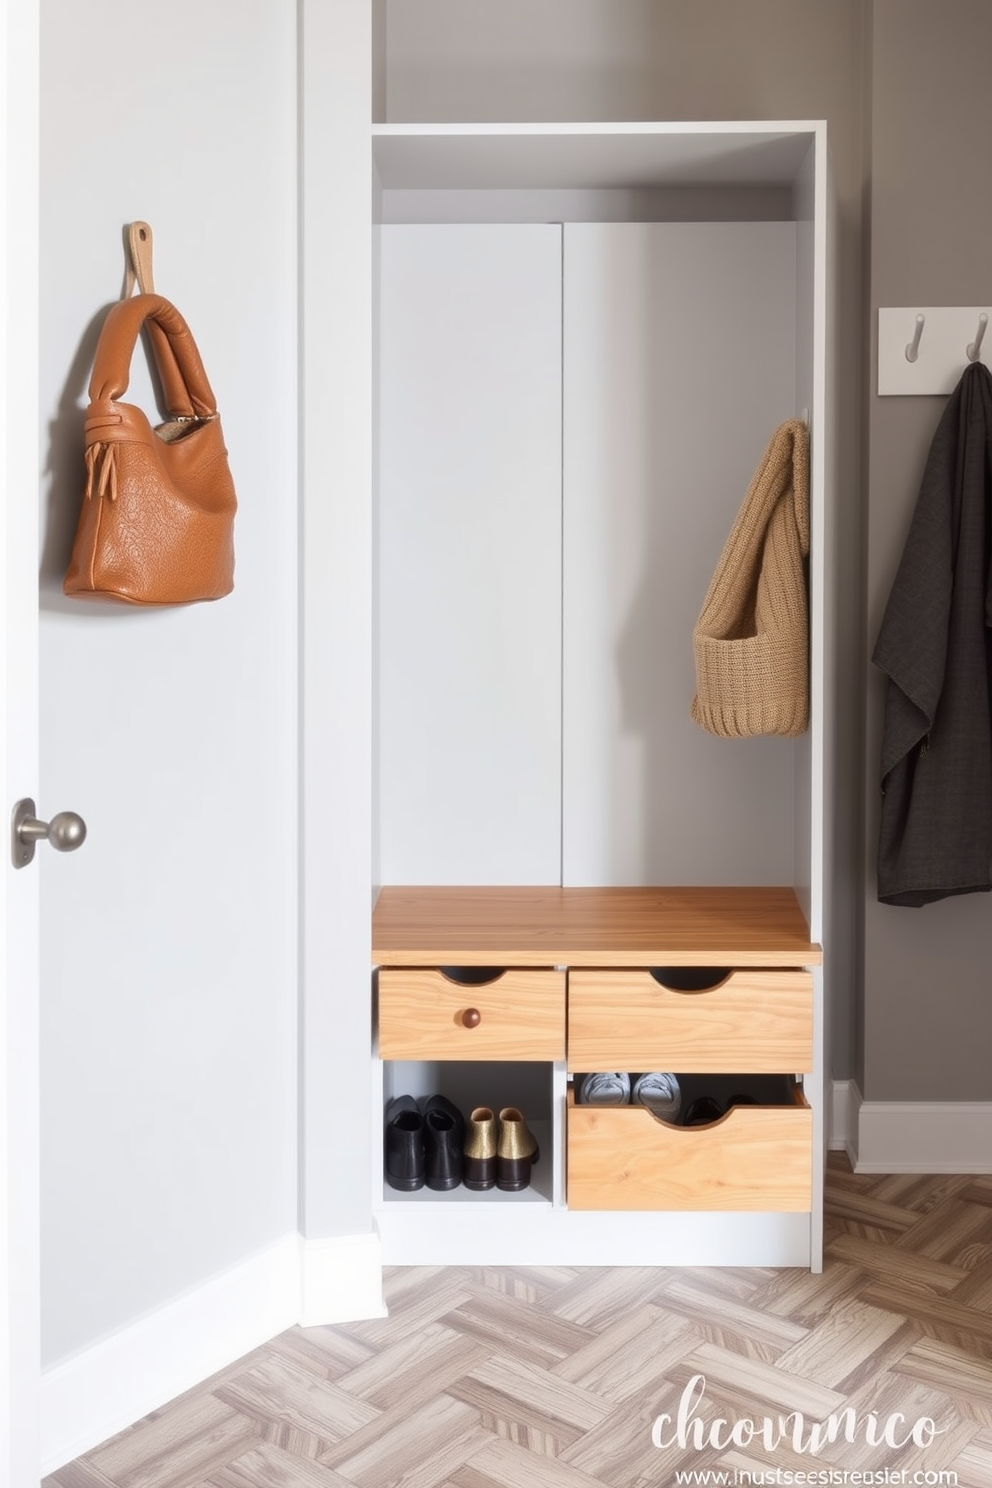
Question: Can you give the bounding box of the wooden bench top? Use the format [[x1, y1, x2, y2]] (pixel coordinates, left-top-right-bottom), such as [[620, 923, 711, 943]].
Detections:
[[372, 886, 822, 968]]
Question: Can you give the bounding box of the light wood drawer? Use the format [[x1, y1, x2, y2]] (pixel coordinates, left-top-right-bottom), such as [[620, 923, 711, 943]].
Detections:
[[377, 968, 565, 1060], [566, 968, 813, 1074], [565, 1085, 812, 1211]]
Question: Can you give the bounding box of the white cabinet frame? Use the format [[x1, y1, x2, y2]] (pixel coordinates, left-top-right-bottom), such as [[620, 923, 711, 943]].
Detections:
[[300, 5, 832, 1277]]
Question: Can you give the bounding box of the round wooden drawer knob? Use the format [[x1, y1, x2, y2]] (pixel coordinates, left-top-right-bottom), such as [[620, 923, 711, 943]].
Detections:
[[461, 1007, 481, 1028]]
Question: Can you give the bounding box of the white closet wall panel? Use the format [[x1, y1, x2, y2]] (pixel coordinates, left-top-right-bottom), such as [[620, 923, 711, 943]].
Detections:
[[562, 222, 799, 886], [379, 224, 563, 884]]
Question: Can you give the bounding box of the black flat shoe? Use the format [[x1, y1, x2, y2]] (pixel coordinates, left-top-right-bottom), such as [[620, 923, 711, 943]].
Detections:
[[422, 1094, 465, 1190], [726, 1092, 758, 1109], [682, 1095, 724, 1127], [384, 1094, 425, 1190]]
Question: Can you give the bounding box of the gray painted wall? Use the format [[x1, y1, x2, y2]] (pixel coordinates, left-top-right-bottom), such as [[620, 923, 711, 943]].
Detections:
[[384, 0, 868, 1081], [863, 0, 992, 1100]]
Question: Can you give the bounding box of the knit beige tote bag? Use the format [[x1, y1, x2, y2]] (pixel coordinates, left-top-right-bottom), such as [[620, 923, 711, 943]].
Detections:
[[691, 418, 810, 739]]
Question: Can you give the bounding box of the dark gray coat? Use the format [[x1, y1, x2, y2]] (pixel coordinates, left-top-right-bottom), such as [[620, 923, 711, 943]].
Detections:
[[873, 361, 992, 906]]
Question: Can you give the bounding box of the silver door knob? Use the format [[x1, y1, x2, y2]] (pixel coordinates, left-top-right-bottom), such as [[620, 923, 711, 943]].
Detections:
[[11, 798, 87, 868]]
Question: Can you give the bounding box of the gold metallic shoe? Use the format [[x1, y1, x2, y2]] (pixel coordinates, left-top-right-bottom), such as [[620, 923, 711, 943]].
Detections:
[[463, 1106, 497, 1190], [496, 1106, 539, 1192]]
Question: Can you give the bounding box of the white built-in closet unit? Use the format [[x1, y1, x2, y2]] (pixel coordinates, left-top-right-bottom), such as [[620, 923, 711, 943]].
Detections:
[[368, 122, 830, 1271]]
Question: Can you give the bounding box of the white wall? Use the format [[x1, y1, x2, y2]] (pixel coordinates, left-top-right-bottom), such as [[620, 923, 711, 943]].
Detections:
[[379, 223, 563, 885], [38, 0, 298, 1367]]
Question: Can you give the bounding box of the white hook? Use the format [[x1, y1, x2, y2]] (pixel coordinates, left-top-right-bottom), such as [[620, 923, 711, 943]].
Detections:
[[905, 313, 925, 363], [967, 313, 988, 363]]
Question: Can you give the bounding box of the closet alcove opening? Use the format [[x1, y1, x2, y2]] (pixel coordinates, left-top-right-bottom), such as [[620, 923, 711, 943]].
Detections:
[[370, 121, 827, 1266]]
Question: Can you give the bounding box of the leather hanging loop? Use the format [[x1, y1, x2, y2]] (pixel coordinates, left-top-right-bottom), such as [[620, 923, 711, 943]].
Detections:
[[123, 221, 156, 297], [121, 222, 194, 415], [88, 293, 218, 421]]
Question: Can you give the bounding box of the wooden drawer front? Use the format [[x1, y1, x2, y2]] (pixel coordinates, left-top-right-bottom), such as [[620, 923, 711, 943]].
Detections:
[[566, 1089, 812, 1211], [378, 969, 565, 1060], [566, 968, 813, 1074]]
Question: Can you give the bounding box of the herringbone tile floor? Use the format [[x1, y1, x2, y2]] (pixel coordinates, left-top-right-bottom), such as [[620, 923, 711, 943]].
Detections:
[[46, 1154, 992, 1488]]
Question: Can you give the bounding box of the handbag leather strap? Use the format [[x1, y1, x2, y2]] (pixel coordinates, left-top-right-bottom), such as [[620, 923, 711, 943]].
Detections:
[[90, 293, 218, 421]]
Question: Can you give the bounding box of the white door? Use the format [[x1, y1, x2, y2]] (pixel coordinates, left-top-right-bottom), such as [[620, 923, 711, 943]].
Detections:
[[2, 4, 43, 1484], [5, 3, 303, 1479]]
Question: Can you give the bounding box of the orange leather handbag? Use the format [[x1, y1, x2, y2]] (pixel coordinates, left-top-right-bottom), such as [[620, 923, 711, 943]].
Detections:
[[63, 293, 236, 605]]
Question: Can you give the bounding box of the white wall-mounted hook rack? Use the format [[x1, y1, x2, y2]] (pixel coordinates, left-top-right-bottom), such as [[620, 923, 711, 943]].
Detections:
[[879, 306, 991, 394]]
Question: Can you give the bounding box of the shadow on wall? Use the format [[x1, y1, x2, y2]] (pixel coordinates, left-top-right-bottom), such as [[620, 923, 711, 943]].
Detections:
[[40, 302, 108, 614]]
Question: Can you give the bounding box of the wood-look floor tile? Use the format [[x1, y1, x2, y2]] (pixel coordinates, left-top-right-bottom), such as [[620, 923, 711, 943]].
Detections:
[[823, 1188, 919, 1235], [654, 1277, 809, 1361], [325, 1396, 489, 1488], [831, 1319, 926, 1398], [657, 1265, 771, 1307], [201, 1440, 357, 1488], [343, 1267, 475, 1351], [440, 1466, 512, 1488], [950, 1426, 992, 1487], [463, 1433, 621, 1488], [447, 1353, 614, 1450], [443, 1382, 582, 1455], [557, 1383, 696, 1488], [894, 1199, 992, 1267], [825, 1231, 969, 1293], [278, 1325, 376, 1378], [959, 1179, 992, 1209], [215, 1354, 379, 1449], [826, 1150, 877, 1188], [709, 1265, 781, 1295], [774, 1296, 918, 1390], [474, 1266, 580, 1303], [381, 1264, 458, 1305], [84, 1396, 259, 1488], [719, 1446, 839, 1477], [768, 1369, 960, 1472], [750, 1254, 867, 1326], [548, 1267, 671, 1330], [827, 1399, 978, 1477], [859, 1281, 992, 1352], [44, 1463, 120, 1488], [674, 1341, 848, 1419], [341, 1325, 492, 1413], [439, 1291, 596, 1369], [894, 1336, 992, 1423], [48, 1164, 992, 1488], [870, 1172, 972, 1212], [947, 1257, 992, 1312], [551, 1303, 699, 1402]]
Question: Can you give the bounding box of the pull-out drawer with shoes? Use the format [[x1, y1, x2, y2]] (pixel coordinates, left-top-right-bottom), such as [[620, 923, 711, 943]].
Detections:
[[566, 1077, 812, 1212], [566, 967, 813, 1074], [377, 967, 565, 1061]]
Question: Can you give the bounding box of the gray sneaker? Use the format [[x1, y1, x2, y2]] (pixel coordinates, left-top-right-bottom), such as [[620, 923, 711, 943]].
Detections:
[[631, 1072, 682, 1123], [576, 1072, 631, 1105]]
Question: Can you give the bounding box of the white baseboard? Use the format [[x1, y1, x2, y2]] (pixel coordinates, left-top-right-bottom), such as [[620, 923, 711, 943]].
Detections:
[[40, 1229, 385, 1476], [299, 1230, 386, 1326], [831, 1079, 992, 1174], [829, 1078, 861, 1167]]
